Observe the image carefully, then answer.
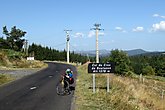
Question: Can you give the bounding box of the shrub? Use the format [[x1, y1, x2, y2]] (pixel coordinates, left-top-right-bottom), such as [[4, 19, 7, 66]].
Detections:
[[142, 65, 155, 75]]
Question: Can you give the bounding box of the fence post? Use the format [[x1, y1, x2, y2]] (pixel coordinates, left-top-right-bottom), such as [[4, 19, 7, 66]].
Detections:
[[162, 90, 164, 99], [142, 77, 145, 83], [139, 74, 142, 82], [107, 74, 110, 92]]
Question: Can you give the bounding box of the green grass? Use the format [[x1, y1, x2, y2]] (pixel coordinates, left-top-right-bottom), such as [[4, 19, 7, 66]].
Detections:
[[75, 64, 165, 110]]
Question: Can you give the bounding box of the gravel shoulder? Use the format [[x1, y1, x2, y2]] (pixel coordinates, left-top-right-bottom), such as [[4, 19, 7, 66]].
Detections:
[[0, 68, 44, 80]]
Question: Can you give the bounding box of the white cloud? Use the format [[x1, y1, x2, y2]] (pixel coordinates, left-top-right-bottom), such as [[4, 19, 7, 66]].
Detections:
[[73, 32, 84, 38], [153, 14, 159, 17], [98, 32, 105, 36], [115, 27, 123, 31], [115, 27, 126, 33], [132, 27, 144, 32], [100, 40, 115, 44], [153, 14, 165, 19], [151, 21, 165, 32], [88, 31, 95, 37], [88, 31, 105, 37]]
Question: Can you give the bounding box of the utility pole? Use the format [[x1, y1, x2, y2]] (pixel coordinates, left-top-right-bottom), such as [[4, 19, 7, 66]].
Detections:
[[24, 40, 28, 56], [64, 30, 72, 64], [91, 23, 104, 93], [91, 24, 104, 63]]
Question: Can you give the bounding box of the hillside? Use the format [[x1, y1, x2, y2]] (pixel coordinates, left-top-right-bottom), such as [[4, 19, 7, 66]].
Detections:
[[75, 64, 165, 110], [125, 49, 148, 56], [0, 49, 46, 68]]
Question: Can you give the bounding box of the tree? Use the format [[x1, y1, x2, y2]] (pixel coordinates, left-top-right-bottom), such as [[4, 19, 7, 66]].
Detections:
[[108, 49, 131, 75], [2, 26, 26, 51], [130, 55, 149, 75], [0, 37, 9, 49]]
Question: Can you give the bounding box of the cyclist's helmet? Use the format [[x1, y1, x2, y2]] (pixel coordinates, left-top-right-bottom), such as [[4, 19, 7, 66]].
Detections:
[[66, 68, 71, 74]]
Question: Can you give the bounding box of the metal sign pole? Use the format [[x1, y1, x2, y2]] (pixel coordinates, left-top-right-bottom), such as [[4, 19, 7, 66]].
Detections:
[[93, 74, 95, 93], [107, 74, 110, 92], [88, 63, 115, 93]]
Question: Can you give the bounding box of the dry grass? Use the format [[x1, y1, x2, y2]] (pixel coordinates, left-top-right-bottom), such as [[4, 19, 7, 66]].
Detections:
[[0, 52, 12, 67], [0, 50, 47, 69], [0, 74, 14, 85], [75, 64, 165, 110], [11, 59, 47, 68]]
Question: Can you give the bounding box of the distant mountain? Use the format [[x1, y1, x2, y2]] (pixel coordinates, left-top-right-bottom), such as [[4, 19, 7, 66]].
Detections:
[[124, 49, 148, 56], [75, 49, 110, 57], [138, 51, 165, 56], [75, 49, 165, 57]]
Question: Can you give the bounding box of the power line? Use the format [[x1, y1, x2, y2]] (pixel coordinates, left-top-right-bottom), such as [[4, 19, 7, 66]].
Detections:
[[69, 44, 78, 51], [54, 42, 66, 48]]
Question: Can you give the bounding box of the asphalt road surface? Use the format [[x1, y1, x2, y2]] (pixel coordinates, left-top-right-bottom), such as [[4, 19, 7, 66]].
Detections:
[[0, 62, 77, 110]]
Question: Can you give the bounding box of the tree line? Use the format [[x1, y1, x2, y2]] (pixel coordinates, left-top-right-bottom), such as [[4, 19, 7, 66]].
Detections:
[[28, 43, 90, 64], [101, 49, 165, 77]]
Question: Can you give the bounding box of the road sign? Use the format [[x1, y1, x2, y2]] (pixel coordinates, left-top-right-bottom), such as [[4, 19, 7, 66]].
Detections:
[[88, 63, 115, 73]]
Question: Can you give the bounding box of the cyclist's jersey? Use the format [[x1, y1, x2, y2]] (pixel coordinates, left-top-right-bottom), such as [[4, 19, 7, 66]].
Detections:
[[64, 72, 74, 84]]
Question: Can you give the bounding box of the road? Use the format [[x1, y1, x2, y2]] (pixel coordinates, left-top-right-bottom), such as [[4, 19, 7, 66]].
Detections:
[[0, 62, 77, 110]]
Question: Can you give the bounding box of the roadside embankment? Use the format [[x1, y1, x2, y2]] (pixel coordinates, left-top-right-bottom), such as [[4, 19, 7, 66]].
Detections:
[[74, 64, 165, 110]]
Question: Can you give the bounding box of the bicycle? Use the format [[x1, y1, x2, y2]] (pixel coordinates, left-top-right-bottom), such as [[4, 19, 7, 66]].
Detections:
[[56, 78, 71, 95]]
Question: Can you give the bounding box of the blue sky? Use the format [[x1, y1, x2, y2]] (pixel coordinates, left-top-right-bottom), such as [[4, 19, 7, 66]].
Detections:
[[0, 0, 165, 51]]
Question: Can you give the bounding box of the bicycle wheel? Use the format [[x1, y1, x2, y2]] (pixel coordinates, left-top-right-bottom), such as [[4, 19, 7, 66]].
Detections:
[[56, 80, 70, 95], [56, 80, 65, 95], [64, 80, 71, 95]]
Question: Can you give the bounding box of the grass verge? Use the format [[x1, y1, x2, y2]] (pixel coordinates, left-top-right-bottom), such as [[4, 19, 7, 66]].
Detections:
[[0, 74, 14, 85], [75, 64, 165, 110]]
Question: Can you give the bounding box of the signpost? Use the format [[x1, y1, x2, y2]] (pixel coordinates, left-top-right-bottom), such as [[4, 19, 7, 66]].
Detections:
[[88, 62, 115, 92], [88, 63, 115, 73]]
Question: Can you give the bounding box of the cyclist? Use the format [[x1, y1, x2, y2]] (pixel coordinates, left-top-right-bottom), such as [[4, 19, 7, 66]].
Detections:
[[63, 68, 74, 89]]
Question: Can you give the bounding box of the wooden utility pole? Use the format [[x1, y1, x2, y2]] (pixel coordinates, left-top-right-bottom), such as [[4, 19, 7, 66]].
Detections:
[[64, 30, 72, 64], [91, 24, 104, 93]]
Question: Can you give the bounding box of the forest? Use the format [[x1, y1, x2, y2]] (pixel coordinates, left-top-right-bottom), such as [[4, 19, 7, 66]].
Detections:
[[100, 49, 165, 77], [28, 43, 90, 64]]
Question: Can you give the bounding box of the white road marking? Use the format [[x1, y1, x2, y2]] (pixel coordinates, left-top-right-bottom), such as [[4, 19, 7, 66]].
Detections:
[[30, 86, 37, 90], [49, 75, 53, 78]]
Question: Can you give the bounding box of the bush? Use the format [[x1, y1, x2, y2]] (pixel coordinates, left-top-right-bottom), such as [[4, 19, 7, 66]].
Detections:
[[142, 66, 155, 75]]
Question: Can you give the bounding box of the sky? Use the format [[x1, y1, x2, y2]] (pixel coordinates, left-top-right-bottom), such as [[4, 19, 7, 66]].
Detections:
[[0, 0, 165, 51]]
